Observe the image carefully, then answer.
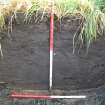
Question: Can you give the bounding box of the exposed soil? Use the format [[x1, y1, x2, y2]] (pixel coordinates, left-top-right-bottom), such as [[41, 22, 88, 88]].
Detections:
[[0, 16, 105, 91]]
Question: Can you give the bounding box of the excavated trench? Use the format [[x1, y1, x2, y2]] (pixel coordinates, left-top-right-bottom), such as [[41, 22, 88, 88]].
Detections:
[[0, 16, 105, 91]]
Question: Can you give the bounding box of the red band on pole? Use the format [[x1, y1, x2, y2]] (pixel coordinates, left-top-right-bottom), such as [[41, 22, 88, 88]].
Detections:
[[50, 12, 54, 50], [11, 93, 51, 99]]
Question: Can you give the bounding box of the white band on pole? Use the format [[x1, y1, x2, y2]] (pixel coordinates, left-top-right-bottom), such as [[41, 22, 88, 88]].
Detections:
[[51, 95, 86, 99], [50, 50, 53, 90]]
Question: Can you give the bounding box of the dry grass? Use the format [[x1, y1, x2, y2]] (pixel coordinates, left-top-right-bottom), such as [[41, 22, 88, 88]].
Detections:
[[0, 0, 105, 53]]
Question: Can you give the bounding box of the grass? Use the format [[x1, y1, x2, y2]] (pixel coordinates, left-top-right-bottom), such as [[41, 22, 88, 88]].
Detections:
[[0, 0, 105, 53]]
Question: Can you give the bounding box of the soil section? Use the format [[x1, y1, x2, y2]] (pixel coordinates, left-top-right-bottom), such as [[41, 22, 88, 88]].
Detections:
[[0, 17, 105, 90]]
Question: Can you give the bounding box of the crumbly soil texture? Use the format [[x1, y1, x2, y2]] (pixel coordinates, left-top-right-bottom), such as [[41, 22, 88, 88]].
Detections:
[[0, 15, 105, 91]]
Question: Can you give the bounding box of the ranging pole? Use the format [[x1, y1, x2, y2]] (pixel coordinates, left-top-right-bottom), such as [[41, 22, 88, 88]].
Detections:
[[11, 92, 86, 99], [49, 0, 54, 90]]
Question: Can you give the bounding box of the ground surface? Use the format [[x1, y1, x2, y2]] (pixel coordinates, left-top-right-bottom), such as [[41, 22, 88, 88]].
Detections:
[[0, 17, 105, 91]]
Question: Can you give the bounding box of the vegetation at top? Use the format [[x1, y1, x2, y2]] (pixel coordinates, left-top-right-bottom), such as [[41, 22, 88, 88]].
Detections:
[[0, 0, 105, 53]]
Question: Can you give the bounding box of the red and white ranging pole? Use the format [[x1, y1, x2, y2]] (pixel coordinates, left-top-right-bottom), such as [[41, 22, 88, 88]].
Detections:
[[11, 92, 86, 99], [49, 0, 54, 90]]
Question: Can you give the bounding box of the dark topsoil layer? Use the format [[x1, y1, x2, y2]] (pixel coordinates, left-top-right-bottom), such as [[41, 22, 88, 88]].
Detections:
[[0, 16, 105, 91]]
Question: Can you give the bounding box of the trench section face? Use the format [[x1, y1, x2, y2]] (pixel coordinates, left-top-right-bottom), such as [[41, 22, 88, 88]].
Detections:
[[0, 21, 105, 90]]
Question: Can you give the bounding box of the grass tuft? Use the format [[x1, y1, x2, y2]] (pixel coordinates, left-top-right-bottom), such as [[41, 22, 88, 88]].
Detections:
[[0, 0, 105, 53]]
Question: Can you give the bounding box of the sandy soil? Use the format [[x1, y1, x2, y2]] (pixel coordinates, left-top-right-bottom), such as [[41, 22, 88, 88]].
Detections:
[[0, 16, 105, 91]]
